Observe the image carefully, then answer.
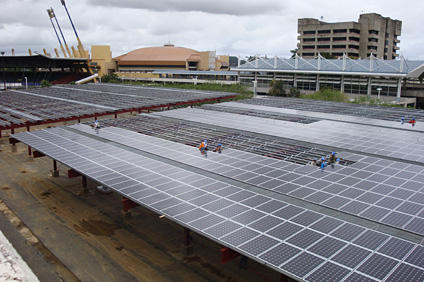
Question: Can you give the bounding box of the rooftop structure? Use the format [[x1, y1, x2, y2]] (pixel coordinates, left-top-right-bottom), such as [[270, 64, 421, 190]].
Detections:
[[297, 13, 402, 59], [231, 55, 424, 106]]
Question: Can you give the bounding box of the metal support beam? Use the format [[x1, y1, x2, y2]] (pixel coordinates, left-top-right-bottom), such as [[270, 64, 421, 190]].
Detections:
[[340, 75, 345, 93], [280, 273, 289, 282], [67, 169, 81, 178], [51, 160, 59, 177], [367, 77, 372, 97], [122, 197, 139, 219], [33, 151, 45, 158], [396, 78, 402, 101], [183, 227, 194, 256], [221, 247, 240, 264], [27, 146, 33, 162], [316, 74, 320, 91]]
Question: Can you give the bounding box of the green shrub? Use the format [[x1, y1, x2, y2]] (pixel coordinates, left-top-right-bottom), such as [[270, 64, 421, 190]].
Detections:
[[41, 80, 52, 88], [301, 87, 348, 102]]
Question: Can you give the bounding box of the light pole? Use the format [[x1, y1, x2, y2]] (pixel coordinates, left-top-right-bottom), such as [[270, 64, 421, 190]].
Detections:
[[377, 87, 382, 100], [1, 51, 6, 91], [253, 80, 257, 97]]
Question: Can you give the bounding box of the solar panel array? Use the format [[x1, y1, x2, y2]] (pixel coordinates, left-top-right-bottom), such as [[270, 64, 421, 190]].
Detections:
[[72, 124, 424, 236], [89, 115, 340, 166], [155, 108, 424, 164], [205, 101, 424, 133], [237, 97, 424, 122], [12, 126, 424, 282], [0, 84, 235, 127]]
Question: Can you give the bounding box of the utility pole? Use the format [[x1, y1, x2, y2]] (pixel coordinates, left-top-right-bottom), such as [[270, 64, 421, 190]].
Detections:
[[1, 52, 6, 91]]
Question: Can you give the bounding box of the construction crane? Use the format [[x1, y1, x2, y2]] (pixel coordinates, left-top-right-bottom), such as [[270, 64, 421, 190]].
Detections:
[[60, 0, 89, 58], [47, 7, 72, 58]]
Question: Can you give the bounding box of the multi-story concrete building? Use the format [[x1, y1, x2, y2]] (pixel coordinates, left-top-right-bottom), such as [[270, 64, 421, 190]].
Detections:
[[297, 13, 401, 59]]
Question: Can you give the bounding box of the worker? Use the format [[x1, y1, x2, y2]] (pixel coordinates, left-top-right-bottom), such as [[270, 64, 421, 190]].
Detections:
[[94, 119, 100, 129], [199, 140, 208, 151], [401, 117, 405, 125], [320, 158, 327, 171], [311, 158, 317, 166], [409, 118, 416, 126], [213, 143, 222, 153], [329, 152, 337, 164]]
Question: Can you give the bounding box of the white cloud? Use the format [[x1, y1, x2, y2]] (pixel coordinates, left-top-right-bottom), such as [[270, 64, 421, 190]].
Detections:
[[0, 0, 423, 60]]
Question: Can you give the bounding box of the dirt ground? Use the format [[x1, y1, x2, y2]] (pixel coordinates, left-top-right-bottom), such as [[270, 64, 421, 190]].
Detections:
[[0, 128, 286, 282]]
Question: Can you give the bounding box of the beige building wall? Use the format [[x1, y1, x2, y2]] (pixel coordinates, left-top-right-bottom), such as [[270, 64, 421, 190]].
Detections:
[[199, 51, 217, 71], [91, 45, 116, 76], [297, 13, 401, 59]]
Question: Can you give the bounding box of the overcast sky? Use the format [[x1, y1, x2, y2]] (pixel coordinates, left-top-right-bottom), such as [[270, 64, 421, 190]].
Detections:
[[1, 0, 423, 60]]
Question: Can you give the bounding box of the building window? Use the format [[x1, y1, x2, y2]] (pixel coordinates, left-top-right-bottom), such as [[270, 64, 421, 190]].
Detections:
[[304, 30, 316, 35], [384, 48, 388, 52], [303, 38, 315, 42], [333, 45, 346, 49], [333, 37, 347, 42], [349, 37, 360, 42], [304, 46, 315, 50], [333, 29, 347, 34], [318, 30, 331, 34], [369, 30, 379, 35], [317, 45, 330, 49], [385, 33, 389, 37], [384, 55, 387, 60], [368, 46, 377, 50], [317, 37, 331, 42], [348, 45, 359, 50], [302, 52, 315, 57], [368, 38, 378, 43], [349, 28, 360, 34]]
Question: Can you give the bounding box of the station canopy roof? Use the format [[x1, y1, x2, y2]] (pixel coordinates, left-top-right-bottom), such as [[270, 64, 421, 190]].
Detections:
[[0, 54, 88, 69], [231, 55, 424, 78]]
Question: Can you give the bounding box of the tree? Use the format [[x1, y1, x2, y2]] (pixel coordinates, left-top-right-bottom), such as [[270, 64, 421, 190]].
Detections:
[[290, 48, 299, 58], [320, 53, 336, 59], [41, 80, 52, 88], [289, 87, 301, 98], [269, 80, 286, 96]]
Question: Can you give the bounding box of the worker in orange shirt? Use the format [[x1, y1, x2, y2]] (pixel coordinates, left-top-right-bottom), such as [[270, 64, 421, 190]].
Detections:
[[409, 118, 416, 126], [199, 140, 208, 151]]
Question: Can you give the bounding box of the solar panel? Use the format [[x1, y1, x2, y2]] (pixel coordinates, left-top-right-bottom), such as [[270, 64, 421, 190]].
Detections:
[[69, 123, 424, 236], [12, 126, 424, 281]]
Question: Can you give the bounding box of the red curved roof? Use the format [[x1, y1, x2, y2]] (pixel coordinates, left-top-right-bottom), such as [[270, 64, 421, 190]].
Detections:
[[115, 44, 201, 66]]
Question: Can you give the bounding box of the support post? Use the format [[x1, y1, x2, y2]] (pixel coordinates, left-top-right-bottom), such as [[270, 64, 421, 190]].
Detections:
[[114, 112, 117, 119], [396, 78, 402, 101], [27, 146, 33, 162], [122, 197, 140, 219], [51, 160, 59, 177], [280, 273, 289, 282], [78, 175, 89, 195], [183, 227, 194, 256], [367, 77, 372, 98], [340, 75, 345, 93], [316, 74, 320, 91]]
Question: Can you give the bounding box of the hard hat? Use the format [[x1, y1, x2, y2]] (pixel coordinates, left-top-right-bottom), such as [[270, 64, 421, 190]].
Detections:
[[332, 152, 336, 155], [401, 117, 404, 120], [413, 118, 415, 120], [218, 143, 221, 146], [336, 158, 340, 161], [321, 157, 325, 160], [205, 140, 207, 142]]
